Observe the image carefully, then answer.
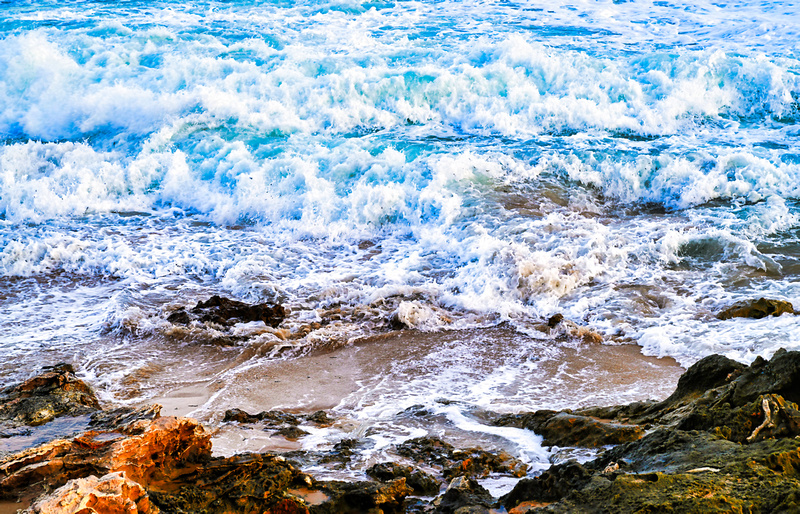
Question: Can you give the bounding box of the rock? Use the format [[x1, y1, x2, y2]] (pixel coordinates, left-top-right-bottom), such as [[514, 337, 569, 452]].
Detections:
[[27, 471, 159, 514], [397, 436, 527, 479], [729, 348, 800, 405], [494, 411, 644, 448], [500, 349, 800, 513], [662, 354, 746, 405], [547, 314, 564, 328], [312, 478, 411, 514], [0, 364, 100, 427], [306, 411, 334, 426], [319, 439, 360, 467], [1, 416, 211, 502], [149, 453, 312, 514], [366, 462, 441, 496], [443, 448, 528, 479], [435, 476, 494, 514], [273, 426, 310, 440], [717, 298, 794, 320], [223, 407, 261, 423], [190, 295, 286, 327], [223, 408, 300, 426], [501, 461, 592, 509], [397, 437, 456, 466], [88, 405, 162, 431]]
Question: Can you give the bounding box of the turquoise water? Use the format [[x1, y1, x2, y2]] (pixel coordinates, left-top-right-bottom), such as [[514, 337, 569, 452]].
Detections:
[[2, 0, 800, 480]]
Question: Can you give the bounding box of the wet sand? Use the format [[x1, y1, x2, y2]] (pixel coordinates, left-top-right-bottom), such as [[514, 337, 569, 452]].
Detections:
[[149, 326, 684, 458]]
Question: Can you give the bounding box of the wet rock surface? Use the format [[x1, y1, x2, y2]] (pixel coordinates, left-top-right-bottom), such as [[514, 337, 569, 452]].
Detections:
[[397, 436, 528, 479], [0, 364, 100, 429], [168, 295, 286, 328], [494, 411, 645, 448], [500, 349, 800, 513], [716, 297, 795, 320], [366, 462, 442, 496], [5, 350, 800, 512], [28, 471, 160, 514]]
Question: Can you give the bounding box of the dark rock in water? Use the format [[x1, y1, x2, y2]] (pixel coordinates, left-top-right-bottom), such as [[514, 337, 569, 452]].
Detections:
[[0, 363, 100, 427], [150, 453, 311, 514], [443, 448, 528, 479], [435, 476, 494, 514], [663, 353, 746, 404], [89, 404, 162, 431], [547, 313, 564, 328], [501, 460, 592, 508], [717, 297, 794, 320], [306, 410, 334, 426], [501, 349, 800, 513], [397, 436, 527, 479], [398, 436, 456, 466], [366, 462, 442, 496], [319, 438, 361, 467], [273, 426, 310, 440], [494, 411, 644, 448], [223, 407, 261, 423], [223, 408, 300, 426], [191, 294, 286, 327], [312, 478, 411, 514], [166, 309, 192, 325]]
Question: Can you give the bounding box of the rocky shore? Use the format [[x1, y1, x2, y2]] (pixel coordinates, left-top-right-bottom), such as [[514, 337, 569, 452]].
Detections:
[[2, 343, 800, 513]]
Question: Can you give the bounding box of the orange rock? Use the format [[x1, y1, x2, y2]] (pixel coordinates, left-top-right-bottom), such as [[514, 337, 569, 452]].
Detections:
[[0, 416, 211, 501], [509, 500, 551, 513], [28, 471, 159, 514]]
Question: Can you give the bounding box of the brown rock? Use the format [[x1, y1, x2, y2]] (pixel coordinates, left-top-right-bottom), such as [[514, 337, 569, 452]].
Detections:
[[0, 416, 211, 501], [190, 295, 286, 327], [0, 364, 100, 427], [27, 471, 159, 514], [494, 411, 643, 448], [717, 298, 794, 320], [313, 478, 411, 514], [149, 453, 313, 514]]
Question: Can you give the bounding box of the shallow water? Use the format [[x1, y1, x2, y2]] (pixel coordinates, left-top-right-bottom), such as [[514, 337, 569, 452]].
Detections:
[[2, 0, 799, 482]]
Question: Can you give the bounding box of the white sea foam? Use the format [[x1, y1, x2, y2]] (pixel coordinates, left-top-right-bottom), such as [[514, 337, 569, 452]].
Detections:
[[2, 0, 800, 474]]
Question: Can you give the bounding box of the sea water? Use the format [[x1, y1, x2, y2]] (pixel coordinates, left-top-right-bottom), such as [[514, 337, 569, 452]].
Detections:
[[1, 0, 799, 483]]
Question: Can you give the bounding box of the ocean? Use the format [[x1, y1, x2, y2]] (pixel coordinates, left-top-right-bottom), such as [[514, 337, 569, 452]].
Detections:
[[2, 0, 799, 488]]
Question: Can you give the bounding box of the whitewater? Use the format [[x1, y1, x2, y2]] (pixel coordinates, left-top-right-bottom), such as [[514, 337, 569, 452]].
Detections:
[[2, 0, 800, 485]]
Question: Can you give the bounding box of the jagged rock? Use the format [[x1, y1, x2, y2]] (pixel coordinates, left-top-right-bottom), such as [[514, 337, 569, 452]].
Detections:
[[319, 439, 360, 467], [501, 461, 592, 509], [578, 349, 800, 431], [273, 426, 310, 440], [662, 354, 746, 404], [494, 411, 644, 448], [397, 437, 456, 466], [0, 416, 211, 502], [149, 453, 312, 514], [366, 462, 441, 496], [27, 471, 159, 514], [223, 408, 300, 426], [443, 448, 528, 479], [312, 478, 411, 514], [717, 297, 794, 320], [435, 476, 494, 514], [0, 364, 100, 427], [306, 411, 334, 426], [189, 295, 286, 327], [547, 313, 564, 328], [501, 349, 800, 513], [89, 405, 162, 431], [397, 436, 527, 479]]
